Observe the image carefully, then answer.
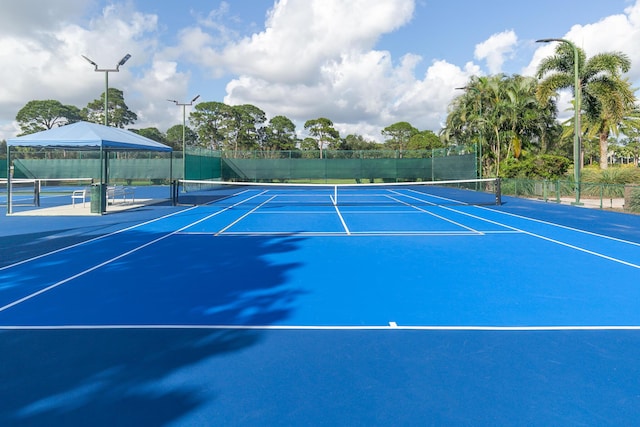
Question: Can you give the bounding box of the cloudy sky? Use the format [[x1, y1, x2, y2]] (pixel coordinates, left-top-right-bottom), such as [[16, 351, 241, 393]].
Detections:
[[0, 0, 639, 142]]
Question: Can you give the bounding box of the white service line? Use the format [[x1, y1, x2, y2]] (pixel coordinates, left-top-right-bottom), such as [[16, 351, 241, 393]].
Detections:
[[443, 205, 640, 269], [387, 190, 483, 234], [216, 195, 276, 235], [333, 203, 351, 235], [0, 204, 248, 313]]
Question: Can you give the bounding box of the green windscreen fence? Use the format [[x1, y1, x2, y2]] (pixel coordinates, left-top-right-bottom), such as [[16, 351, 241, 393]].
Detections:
[[2, 146, 477, 183], [185, 148, 221, 180], [190, 147, 478, 182], [4, 151, 179, 183]]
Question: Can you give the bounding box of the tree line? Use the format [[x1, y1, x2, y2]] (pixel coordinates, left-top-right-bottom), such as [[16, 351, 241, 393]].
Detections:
[[444, 43, 640, 177], [9, 90, 443, 157], [6, 42, 640, 178]]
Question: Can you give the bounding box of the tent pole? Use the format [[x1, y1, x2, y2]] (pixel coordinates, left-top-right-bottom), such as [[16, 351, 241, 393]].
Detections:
[[100, 146, 105, 214], [169, 151, 174, 205], [6, 144, 11, 215]]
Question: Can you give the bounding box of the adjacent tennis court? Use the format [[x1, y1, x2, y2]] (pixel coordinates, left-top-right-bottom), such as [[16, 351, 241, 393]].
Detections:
[[1, 180, 640, 426]]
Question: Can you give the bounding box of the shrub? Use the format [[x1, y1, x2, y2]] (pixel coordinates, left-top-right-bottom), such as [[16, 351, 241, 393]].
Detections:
[[582, 167, 640, 185], [625, 186, 640, 213], [500, 155, 570, 179]]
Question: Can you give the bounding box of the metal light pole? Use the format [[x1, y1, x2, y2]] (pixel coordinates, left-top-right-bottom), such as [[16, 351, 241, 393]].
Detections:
[[82, 53, 131, 213], [455, 86, 483, 178], [536, 38, 582, 205], [168, 95, 200, 179], [82, 53, 131, 126]]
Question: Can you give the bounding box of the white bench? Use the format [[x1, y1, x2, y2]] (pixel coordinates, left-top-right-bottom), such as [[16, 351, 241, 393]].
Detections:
[[71, 187, 90, 207], [107, 185, 135, 205]]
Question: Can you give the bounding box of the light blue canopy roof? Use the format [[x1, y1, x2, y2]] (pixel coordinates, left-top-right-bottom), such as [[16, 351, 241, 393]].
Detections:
[[7, 121, 172, 152]]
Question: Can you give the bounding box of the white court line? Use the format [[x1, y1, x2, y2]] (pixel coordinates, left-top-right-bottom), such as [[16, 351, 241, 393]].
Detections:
[[387, 190, 483, 234], [2, 324, 640, 331], [177, 230, 515, 237], [0, 203, 258, 313], [333, 203, 351, 235], [478, 205, 640, 248], [443, 205, 640, 270], [0, 206, 198, 271], [215, 195, 276, 235], [406, 187, 469, 205]]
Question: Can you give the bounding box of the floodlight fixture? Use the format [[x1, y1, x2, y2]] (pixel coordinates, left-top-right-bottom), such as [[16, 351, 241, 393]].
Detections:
[[168, 95, 201, 178]]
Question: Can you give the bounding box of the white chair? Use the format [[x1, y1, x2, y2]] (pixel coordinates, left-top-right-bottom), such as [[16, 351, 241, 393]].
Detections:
[[107, 185, 135, 204], [71, 187, 89, 207]]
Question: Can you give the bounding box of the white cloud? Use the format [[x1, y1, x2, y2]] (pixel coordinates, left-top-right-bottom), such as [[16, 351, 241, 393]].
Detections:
[[218, 0, 474, 139], [0, 2, 164, 139], [474, 30, 518, 75], [569, 2, 640, 84], [0, 0, 89, 37], [215, 0, 414, 85], [1, 0, 639, 145], [523, 1, 640, 121]]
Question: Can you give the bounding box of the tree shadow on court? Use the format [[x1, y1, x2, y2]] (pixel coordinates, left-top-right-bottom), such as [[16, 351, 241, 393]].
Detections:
[[0, 208, 185, 268], [0, 328, 260, 426], [0, 230, 308, 426]]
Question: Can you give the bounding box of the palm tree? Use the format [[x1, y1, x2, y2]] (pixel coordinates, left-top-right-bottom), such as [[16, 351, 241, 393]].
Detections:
[[442, 75, 492, 176], [536, 43, 633, 169], [442, 74, 557, 177], [619, 110, 640, 166], [582, 78, 638, 166]]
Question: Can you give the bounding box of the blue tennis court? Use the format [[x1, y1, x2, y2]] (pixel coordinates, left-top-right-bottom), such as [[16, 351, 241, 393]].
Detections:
[[1, 183, 640, 426]]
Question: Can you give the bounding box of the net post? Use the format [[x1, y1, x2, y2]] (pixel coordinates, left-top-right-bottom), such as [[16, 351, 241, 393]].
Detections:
[[171, 180, 178, 206], [495, 178, 502, 205], [6, 163, 12, 215], [34, 180, 40, 207]]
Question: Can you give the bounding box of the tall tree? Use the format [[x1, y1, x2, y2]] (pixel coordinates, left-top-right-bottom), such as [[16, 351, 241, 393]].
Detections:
[[15, 100, 82, 135], [582, 78, 638, 166], [263, 115, 298, 151], [536, 43, 633, 169], [443, 75, 558, 177], [131, 127, 166, 143], [381, 122, 417, 157], [166, 124, 198, 151], [342, 134, 381, 150], [83, 87, 137, 128], [304, 118, 340, 159], [190, 102, 235, 150], [232, 104, 267, 154], [408, 130, 443, 150]]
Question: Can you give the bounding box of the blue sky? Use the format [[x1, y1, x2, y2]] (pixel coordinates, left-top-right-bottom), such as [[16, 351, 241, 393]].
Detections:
[[0, 0, 638, 142]]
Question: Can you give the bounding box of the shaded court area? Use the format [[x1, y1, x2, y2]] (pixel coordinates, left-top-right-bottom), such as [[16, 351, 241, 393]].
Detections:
[[1, 192, 640, 425], [3, 328, 640, 426]]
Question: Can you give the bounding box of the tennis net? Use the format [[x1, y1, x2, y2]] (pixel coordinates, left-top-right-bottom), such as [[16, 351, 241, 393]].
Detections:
[[175, 178, 501, 207], [1, 178, 94, 207]]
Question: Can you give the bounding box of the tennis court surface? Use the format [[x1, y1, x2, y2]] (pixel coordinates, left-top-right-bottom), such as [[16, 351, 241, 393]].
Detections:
[[1, 181, 640, 426]]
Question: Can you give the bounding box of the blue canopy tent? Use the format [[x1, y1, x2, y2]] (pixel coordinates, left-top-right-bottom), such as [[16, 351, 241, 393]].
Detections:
[[6, 121, 173, 214]]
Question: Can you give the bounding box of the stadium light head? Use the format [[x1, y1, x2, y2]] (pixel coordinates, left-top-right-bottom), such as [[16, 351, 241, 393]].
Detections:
[[81, 55, 98, 68], [536, 38, 556, 43], [118, 54, 132, 68]]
